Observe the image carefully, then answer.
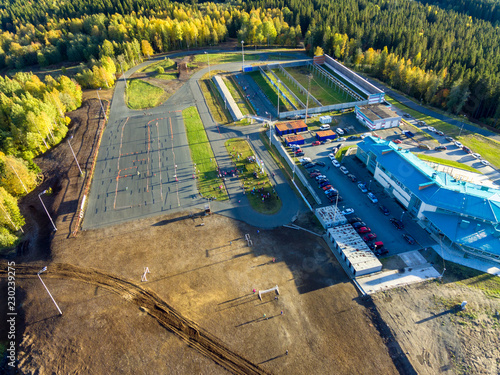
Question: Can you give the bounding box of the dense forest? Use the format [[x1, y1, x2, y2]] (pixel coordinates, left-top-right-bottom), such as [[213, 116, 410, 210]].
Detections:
[[0, 0, 499, 246]]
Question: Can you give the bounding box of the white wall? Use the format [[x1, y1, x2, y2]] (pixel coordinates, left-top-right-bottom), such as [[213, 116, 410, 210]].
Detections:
[[374, 167, 411, 208]]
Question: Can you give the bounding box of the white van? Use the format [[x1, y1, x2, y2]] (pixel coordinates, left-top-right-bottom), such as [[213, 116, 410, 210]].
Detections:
[[336, 128, 344, 135], [319, 124, 331, 131]]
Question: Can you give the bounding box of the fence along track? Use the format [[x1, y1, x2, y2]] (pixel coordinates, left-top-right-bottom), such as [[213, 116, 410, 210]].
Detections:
[[4, 263, 269, 375]]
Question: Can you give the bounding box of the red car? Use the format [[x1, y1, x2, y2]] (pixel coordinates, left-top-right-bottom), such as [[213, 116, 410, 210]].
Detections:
[[322, 185, 333, 191], [294, 149, 303, 154], [393, 139, 402, 144], [363, 233, 377, 241], [312, 141, 322, 146], [357, 226, 371, 234]]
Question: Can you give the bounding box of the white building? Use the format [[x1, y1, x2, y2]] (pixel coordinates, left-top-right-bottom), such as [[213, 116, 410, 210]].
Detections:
[[315, 205, 347, 228], [355, 104, 401, 130], [327, 225, 382, 276]]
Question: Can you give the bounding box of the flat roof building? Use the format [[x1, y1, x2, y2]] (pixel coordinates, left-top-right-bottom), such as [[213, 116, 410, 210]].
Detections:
[[357, 136, 500, 263], [284, 134, 305, 146], [316, 130, 337, 142], [327, 225, 382, 277], [355, 104, 401, 130], [275, 120, 308, 136], [315, 205, 347, 228]]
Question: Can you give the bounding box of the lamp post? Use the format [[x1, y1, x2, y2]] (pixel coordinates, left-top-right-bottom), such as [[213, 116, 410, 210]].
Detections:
[[401, 211, 405, 222], [368, 179, 372, 191], [304, 74, 312, 124], [459, 123, 465, 137], [266, 111, 272, 145], [38, 190, 57, 232], [277, 79, 281, 118], [67, 135, 83, 176], [241, 41, 245, 72], [96, 88, 108, 122], [119, 61, 127, 88], [37, 267, 62, 315], [205, 51, 210, 77]]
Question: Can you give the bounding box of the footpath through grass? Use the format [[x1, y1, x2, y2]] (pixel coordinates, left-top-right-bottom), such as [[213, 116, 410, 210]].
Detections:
[[386, 96, 500, 168], [193, 53, 260, 65], [225, 138, 282, 214], [126, 79, 167, 109], [183, 106, 228, 201], [417, 155, 481, 173]]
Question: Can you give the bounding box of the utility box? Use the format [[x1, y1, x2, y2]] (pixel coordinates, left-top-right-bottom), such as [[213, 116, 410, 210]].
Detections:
[[320, 116, 332, 124]]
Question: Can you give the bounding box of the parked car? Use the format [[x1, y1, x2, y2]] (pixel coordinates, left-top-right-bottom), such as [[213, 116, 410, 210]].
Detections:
[[374, 248, 389, 257], [390, 218, 404, 229], [418, 143, 432, 150], [436, 131, 444, 136], [339, 166, 349, 175], [312, 141, 322, 146], [347, 174, 357, 182], [322, 185, 333, 191], [434, 145, 447, 151], [347, 135, 360, 141], [403, 113, 411, 118], [379, 205, 390, 215], [295, 151, 304, 156], [336, 143, 344, 149], [417, 120, 426, 126], [328, 153, 336, 161], [294, 148, 303, 153], [304, 163, 316, 169], [336, 128, 344, 135], [286, 115, 301, 120], [402, 233, 416, 244], [348, 216, 362, 224], [367, 192, 378, 203], [462, 146, 472, 154], [471, 153, 481, 159], [357, 226, 371, 234], [352, 221, 367, 229], [310, 172, 321, 178], [299, 158, 311, 163], [290, 144, 300, 149], [393, 139, 402, 144], [315, 161, 326, 167], [328, 194, 343, 203], [342, 208, 355, 215], [481, 160, 491, 166], [331, 160, 341, 168], [427, 126, 436, 132], [445, 136, 454, 142], [363, 233, 377, 242], [324, 188, 338, 195], [319, 124, 331, 131], [358, 183, 368, 193], [454, 141, 463, 148], [319, 180, 331, 187], [315, 175, 326, 180], [337, 137, 346, 142]]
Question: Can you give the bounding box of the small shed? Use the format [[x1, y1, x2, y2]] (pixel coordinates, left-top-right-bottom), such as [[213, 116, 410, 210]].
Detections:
[[316, 130, 337, 142], [320, 116, 332, 124], [285, 134, 305, 146], [275, 120, 308, 136]]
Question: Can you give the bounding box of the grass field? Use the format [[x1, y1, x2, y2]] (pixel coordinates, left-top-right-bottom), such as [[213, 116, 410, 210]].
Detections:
[[248, 71, 292, 112], [199, 71, 232, 124], [272, 69, 314, 108], [222, 75, 254, 117], [157, 73, 177, 80], [417, 155, 481, 173], [321, 64, 367, 98], [225, 138, 281, 214], [142, 58, 176, 73], [387, 96, 500, 168], [126, 79, 166, 109], [287, 67, 355, 105], [264, 69, 303, 109], [183, 107, 228, 201], [193, 53, 260, 65]]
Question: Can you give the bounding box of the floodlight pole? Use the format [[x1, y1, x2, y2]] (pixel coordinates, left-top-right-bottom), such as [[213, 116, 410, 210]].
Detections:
[[401, 211, 405, 222], [241, 41, 245, 72], [205, 52, 211, 77], [459, 123, 465, 137], [96, 88, 108, 122], [37, 267, 62, 315], [368, 179, 372, 191], [67, 136, 83, 176], [119, 61, 127, 88], [38, 190, 57, 232], [305, 74, 312, 124]]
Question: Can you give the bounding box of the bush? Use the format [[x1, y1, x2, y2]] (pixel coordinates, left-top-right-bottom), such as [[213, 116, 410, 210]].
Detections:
[[156, 66, 164, 74]]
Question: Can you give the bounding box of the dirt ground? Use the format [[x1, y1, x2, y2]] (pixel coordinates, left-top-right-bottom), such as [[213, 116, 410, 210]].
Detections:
[[373, 281, 500, 374]]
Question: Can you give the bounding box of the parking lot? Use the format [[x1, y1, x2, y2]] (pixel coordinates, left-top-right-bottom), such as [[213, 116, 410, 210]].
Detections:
[[288, 132, 437, 258]]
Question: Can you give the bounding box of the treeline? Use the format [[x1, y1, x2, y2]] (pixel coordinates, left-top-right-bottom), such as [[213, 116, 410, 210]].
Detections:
[[249, 0, 500, 124], [0, 73, 82, 247], [418, 0, 500, 25]]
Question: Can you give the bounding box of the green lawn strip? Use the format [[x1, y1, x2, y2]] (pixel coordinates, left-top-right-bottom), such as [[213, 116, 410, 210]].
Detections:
[[225, 138, 282, 214], [336, 145, 354, 161], [387, 96, 500, 167], [287, 67, 350, 105], [273, 69, 315, 108], [157, 73, 178, 80], [266, 69, 304, 109], [417, 154, 482, 174], [248, 71, 291, 112], [182, 107, 228, 201], [321, 64, 367, 98], [193, 53, 260, 65], [199, 71, 232, 124], [126, 79, 167, 109], [222, 76, 252, 116], [142, 58, 176, 73]]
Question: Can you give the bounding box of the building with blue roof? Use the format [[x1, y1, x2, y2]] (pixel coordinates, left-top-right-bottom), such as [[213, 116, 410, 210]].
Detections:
[[356, 136, 500, 263]]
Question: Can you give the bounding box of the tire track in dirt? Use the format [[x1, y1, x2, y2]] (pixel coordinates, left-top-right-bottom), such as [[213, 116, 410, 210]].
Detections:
[[2, 263, 269, 375]]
